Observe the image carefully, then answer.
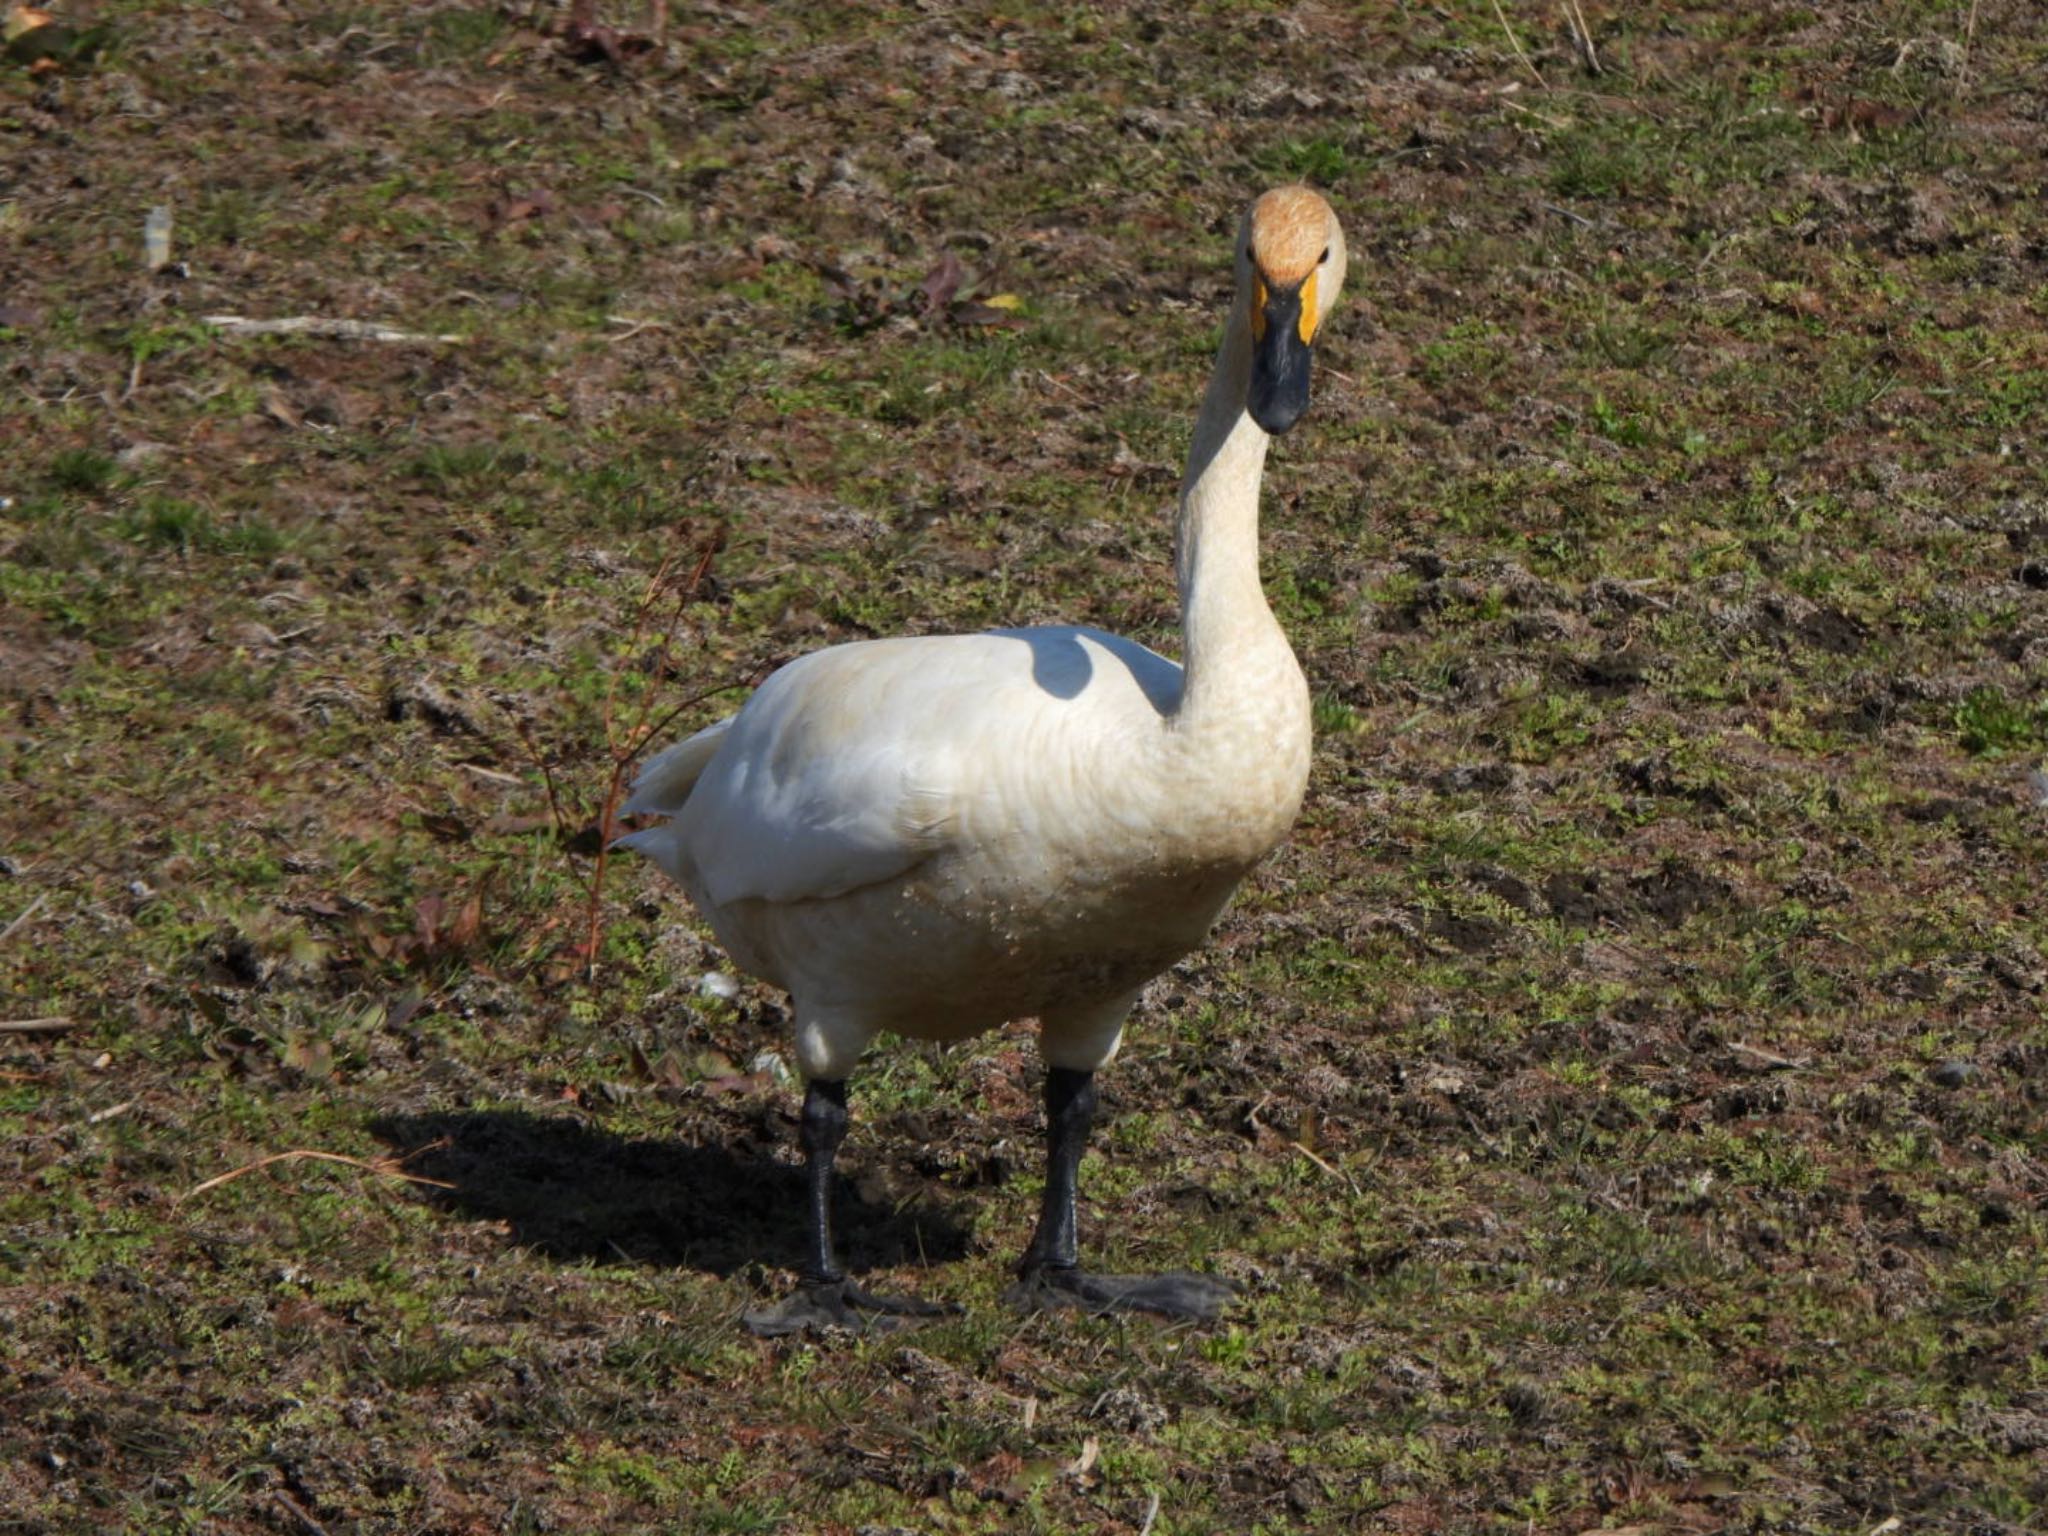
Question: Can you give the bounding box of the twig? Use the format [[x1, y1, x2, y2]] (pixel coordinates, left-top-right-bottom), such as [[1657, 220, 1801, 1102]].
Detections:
[[1489, 0, 1546, 87], [0, 1017, 75, 1033], [1729, 1040, 1810, 1071], [1138, 1490, 1161, 1536], [86, 1100, 135, 1125], [1289, 1139, 1360, 1196], [273, 1489, 332, 1536], [1499, 96, 1574, 131], [603, 316, 667, 344], [1959, 0, 1979, 87], [179, 1139, 456, 1206], [0, 892, 49, 945], [516, 719, 577, 850], [1560, 0, 1600, 74], [203, 315, 468, 344], [511, 527, 740, 981], [586, 532, 728, 976]]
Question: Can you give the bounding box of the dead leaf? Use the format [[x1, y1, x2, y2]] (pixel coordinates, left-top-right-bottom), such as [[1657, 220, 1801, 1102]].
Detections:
[[416, 811, 471, 843], [561, 0, 660, 66], [919, 251, 965, 319], [4, 6, 105, 68], [383, 988, 425, 1033], [484, 189, 556, 233], [3, 6, 53, 44], [445, 890, 484, 950], [261, 386, 301, 430], [413, 893, 446, 949], [279, 1031, 335, 1080], [952, 301, 1028, 329]]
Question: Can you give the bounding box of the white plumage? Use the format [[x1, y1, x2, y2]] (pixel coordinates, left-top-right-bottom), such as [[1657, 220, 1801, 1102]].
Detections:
[[622, 186, 1347, 1325]]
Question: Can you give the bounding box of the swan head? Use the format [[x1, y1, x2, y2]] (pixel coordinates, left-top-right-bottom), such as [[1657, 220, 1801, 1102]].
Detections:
[[1239, 186, 1346, 437]]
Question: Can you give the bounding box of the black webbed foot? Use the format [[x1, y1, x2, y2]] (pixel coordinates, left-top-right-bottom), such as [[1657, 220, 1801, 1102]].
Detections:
[[1005, 1265, 1237, 1322], [743, 1277, 958, 1338]]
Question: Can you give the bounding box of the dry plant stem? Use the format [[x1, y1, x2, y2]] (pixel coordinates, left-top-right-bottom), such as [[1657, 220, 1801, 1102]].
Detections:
[[203, 315, 467, 344], [272, 1489, 332, 1536], [0, 1016, 75, 1033], [584, 532, 724, 977], [513, 528, 728, 981], [516, 717, 577, 854], [1561, 0, 1599, 73], [1490, 0, 1547, 86], [179, 1140, 455, 1205]]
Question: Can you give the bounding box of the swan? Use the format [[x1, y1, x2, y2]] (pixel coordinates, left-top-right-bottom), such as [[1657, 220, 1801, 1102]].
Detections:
[[622, 186, 1346, 1332]]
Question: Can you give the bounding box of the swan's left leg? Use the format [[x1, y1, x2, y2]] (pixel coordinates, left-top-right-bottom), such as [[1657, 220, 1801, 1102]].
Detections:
[[1009, 1006, 1236, 1322], [741, 1010, 960, 1335]]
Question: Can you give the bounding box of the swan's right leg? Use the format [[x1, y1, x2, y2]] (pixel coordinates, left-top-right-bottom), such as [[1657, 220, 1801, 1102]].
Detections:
[[741, 1010, 956, 1335]]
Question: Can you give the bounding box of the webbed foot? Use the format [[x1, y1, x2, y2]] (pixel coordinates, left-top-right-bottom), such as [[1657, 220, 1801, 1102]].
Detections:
[[742, 1277, 958, 1338], [1005, 1265, 1237, 1322]]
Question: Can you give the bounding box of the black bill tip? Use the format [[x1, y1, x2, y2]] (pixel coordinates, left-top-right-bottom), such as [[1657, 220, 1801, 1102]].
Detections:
[[1249, 284, 1313, 436]]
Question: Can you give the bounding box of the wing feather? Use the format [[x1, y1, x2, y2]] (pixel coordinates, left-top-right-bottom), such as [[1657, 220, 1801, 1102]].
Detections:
[[626, 628, 1180, 907]]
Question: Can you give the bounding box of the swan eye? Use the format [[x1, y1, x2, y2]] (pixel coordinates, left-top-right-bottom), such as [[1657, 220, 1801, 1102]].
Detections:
[[1318, 246, 1330, 265]]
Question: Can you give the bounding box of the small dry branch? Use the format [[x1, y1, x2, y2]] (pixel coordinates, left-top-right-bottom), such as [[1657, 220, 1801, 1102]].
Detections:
[[1489, 0, 1546, 86], [179, 1139, 455, 1206], [1, 892, 50, 945], [204, 315, 467, 344], [1560, 0, 1600, 74], [0, 1016, 75, 1033], [518, 525, 738, 982], [273, 1489, 333, 1536], [1729, 1040, 1810, 1071], [583, 530, 730, 974]]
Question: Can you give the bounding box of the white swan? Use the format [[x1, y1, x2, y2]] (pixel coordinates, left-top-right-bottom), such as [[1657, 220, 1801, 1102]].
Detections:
[[623, 186, 1346, 1330]]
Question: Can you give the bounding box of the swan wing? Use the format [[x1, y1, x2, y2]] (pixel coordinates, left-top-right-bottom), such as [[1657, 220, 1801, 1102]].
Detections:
[[631, 629, 1179, 908]]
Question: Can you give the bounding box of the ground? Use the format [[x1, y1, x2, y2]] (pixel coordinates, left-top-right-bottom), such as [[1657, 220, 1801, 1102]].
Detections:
[[2, 1, 2046, 1532]]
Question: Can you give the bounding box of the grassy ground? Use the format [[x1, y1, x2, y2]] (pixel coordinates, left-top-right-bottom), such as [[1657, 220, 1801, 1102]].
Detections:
[[3, 1, 2046, 1532]]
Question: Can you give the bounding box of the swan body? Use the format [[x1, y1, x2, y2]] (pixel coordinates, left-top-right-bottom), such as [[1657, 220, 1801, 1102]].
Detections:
[[625, 622, 1307, 1073], [623, 187, 1346, 1327]]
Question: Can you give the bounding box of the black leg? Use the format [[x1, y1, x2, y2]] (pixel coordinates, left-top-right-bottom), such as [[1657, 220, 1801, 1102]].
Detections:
[[740, 1077, 956, 1338], [1020, 1066, 1096, 1274], [1007, 1065, 1238, 1323], [799, 1078, 849, 1284]]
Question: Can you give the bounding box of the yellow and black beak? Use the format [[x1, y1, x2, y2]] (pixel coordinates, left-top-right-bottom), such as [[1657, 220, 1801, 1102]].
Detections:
[[1249, 269, 1320, 436]]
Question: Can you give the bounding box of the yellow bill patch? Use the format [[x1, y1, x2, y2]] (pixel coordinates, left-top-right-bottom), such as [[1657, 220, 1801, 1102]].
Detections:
[[1298, 270, 1319, 345], [1250, 275, 1270, 342]]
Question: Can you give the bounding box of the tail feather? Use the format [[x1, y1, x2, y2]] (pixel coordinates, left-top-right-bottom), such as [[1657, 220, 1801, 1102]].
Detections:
[[621, 718, 732, 820], [616, 718, 733, 886]]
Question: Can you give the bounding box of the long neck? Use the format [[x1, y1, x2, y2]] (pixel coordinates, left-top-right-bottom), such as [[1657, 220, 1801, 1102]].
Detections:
[[1172, 294, 1289, 726]]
